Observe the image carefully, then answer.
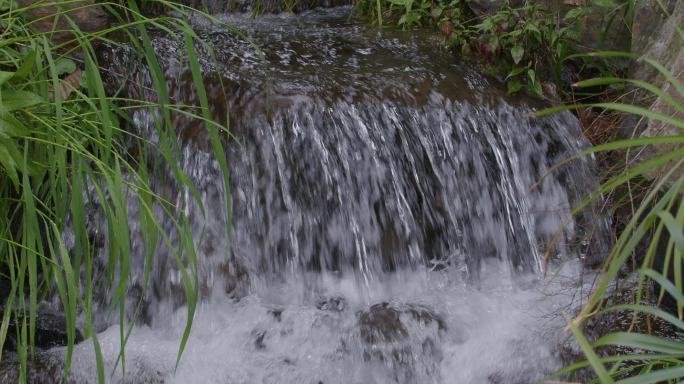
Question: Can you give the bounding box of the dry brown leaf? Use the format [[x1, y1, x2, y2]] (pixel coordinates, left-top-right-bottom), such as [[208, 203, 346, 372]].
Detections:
[[48, 68, 83, 102]]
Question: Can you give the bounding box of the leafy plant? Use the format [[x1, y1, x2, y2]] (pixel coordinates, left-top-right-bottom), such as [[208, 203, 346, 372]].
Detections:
[[540, 51, 684, 383], [0, 0, 232, 382], [354, 0, 633, 99]]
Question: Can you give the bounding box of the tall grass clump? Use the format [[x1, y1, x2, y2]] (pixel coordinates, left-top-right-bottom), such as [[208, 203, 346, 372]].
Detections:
[[539, 18, 684, 383], [0, 0, 231, 382]]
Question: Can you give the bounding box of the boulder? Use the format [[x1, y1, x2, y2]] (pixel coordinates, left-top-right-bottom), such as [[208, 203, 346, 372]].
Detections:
[[630, 0, 683, 93], [640, 50, 684, 189], [357, 302, 445, 344], [356, 302, 447, 383], [625, 0, 684, 189]]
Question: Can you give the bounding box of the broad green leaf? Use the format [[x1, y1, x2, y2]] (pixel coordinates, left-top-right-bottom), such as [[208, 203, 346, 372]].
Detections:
[[529, 79, 543, 97], [54, 58, 76, 76], [430, 6, 442, 18], [510, 46, 524, 65], [0, 72, 14, 86], [0, 115, 30, 137], [0, 143, 19, 186], [506, 66, 527, 80], [489, 36, 499, 51], [564, 8, 585, 21], [507, 79, 522, 94], [12, 50, 36, 80], [0, 90, 43, 111]]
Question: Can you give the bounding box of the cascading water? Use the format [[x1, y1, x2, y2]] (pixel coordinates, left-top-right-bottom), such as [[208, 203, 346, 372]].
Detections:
[[2, 6, 612, 384]]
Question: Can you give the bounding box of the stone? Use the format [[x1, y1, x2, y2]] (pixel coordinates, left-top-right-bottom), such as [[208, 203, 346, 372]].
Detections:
[[356, 302, 447, 383], [18, 0, 109, 46], [2, 304, 83, 352], [358, 303, 408, 344], [316, 296, 346, 312], [630, 0, 683, 92], [575, 4, 632, 52], [357, 302, 445, 344], [639, 49, 684, 189], [624, 0, 684, 189], [0, 351, 67, 384]]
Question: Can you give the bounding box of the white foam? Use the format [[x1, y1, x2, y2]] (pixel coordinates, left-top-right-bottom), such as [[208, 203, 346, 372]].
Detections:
[[63, 260, 587, 384]]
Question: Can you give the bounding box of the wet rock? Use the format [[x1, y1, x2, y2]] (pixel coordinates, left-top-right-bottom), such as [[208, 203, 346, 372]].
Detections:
[[252, 329, 267, 350], [142, 0, 352, 15], [357, 302, 445, 344], [0, 351, 66, 384], [639, 49, 684, 189], [620, 0, 684, 194], [2, 305, 83, 351], [557, 283, 684, 382], [405, 305, 447, 331], [221, 260, 250, 300], [626, 0, 683, 137], [18, 0, 109, 46], [486, 372, 533, 384], [358, 302, 408, 344], [316, 296, 346, 312], [269, 308, 284, 321], [630, 0, 681, 83], [356, 302, 446, 383]]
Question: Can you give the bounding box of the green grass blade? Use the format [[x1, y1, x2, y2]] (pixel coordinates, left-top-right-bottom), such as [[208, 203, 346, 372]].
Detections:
[[568, 318, 615, 383]]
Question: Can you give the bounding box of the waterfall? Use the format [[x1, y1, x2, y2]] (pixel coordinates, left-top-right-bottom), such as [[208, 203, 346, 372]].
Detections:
[[2, 7, 611, 384]]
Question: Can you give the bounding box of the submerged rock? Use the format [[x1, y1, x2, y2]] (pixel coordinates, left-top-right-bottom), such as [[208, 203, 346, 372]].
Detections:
[[316, 296, 346, 312], [2, 305, 83, 352], [625, 0, 684, 141], [357, 302, 445, 344], [356, 302, 447, 383], [358, 303, 408, 344]]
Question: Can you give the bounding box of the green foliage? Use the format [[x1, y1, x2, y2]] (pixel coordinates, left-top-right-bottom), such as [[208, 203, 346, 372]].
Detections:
[[464, 4, 578, 98], [0, 0, 231, 382], [354, 0, 631, 98], [540, 52, 684, 383]]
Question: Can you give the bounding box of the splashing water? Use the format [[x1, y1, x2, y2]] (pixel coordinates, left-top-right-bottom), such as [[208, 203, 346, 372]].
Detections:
[[5, 7, 612, 384]]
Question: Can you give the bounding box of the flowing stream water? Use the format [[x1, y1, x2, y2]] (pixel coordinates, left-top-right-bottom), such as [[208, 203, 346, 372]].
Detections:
[[7, 6, 613, 384]]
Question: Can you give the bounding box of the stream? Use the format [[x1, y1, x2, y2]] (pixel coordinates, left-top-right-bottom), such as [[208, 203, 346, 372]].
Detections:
[[4, 6, 612, 384]]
